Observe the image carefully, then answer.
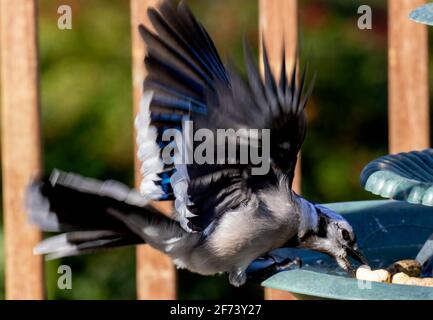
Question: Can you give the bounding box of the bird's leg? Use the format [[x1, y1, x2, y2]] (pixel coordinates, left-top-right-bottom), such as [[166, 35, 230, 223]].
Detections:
[[247, 256, 302, 283], [260, 253, 279, 263]]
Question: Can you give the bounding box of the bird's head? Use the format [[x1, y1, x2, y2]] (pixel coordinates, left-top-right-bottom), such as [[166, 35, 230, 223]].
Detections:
[[298, 205, 369, 275]]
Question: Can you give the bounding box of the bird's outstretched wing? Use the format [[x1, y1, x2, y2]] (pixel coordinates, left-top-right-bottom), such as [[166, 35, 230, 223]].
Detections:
[[136, 0, 314, 232]]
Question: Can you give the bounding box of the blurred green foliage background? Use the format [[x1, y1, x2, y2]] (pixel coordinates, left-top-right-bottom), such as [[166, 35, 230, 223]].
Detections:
[[0, 0, 426, 299]]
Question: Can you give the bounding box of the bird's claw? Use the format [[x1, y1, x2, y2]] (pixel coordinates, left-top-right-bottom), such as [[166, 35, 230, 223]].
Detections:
[[276, 256, 302, 271], [246, 255, 302, 284]]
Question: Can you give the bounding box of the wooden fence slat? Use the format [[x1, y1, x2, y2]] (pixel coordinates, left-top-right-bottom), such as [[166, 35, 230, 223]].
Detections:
[[388, 0, 429, 153], [130, 0, 176, 300], [0, 0, 44, 300], [259, 0, 299, 300]]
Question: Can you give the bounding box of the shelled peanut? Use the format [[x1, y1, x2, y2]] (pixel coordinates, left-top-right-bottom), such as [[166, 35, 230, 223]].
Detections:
[[355, 260, 433, 287], [356, 265, 391, 283], [392, 272, 433, 287]]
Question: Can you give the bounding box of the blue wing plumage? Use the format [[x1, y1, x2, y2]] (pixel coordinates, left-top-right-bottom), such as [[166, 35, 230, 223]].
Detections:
[[135, 0, 229, 202]]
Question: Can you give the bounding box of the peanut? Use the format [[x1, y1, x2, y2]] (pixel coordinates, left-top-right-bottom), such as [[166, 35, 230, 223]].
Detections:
[[356, 266, 391, 283]]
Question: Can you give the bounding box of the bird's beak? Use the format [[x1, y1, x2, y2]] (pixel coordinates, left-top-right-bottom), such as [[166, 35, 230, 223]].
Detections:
[[346, 245, 369, 266]]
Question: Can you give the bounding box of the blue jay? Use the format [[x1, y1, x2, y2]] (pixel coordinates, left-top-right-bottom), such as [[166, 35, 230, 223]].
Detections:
[[26, 0, 367, 287]]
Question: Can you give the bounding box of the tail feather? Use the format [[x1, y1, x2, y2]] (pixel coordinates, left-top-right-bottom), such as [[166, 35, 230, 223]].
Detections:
[[26, 182, 60, 232], [34, 231, 142, 260], [26, 169, 149, 233], [26, 169, 184, 259]]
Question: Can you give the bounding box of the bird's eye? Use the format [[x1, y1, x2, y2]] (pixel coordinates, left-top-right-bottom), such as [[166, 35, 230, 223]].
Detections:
[[341, 229, 351, 241]]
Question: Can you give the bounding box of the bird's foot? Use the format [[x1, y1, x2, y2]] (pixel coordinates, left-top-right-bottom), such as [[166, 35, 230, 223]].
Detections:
[[276, 256, 303, 271], [246, 256, 302, 283]]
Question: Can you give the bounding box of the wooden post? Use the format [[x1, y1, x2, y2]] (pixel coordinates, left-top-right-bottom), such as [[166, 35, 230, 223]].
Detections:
[[0, 0, 44, 299], [388, 0, 429, 153], [259, 0, 299, 300], [130, 0, 176, 300]]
